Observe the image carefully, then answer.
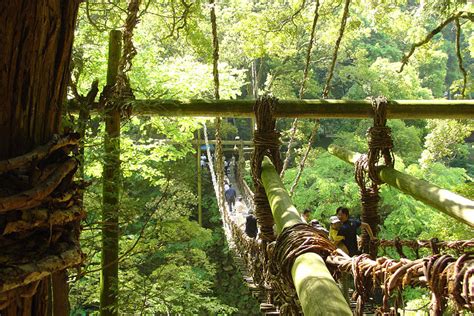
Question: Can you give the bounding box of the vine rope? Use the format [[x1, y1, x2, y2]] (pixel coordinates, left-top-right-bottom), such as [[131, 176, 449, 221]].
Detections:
[[355, 97, 393, 256], [322, 0, 351, 98], [0, 134, 84, 310], [251, 96, 282, 242], [280, 0, 321, 179]]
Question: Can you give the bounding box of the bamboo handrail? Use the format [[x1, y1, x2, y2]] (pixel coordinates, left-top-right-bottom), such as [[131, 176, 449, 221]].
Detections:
[[260, 156, 352, 315], [328, 144, 474, 227], [69, 99, 474, 119]]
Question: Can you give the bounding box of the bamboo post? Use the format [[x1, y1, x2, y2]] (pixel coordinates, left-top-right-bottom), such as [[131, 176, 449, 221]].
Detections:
[[260, 156, 352, 315], [328, 144, 474, 227], [197, 129, 202, 226], [101, 30, 122, 316]]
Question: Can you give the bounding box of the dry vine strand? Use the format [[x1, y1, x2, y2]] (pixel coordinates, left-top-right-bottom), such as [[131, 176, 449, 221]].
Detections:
[[280, 0, 321, 179], [322, 0, 351, 98], [209, 0, 225, 209], [455, 17, 467, 98]]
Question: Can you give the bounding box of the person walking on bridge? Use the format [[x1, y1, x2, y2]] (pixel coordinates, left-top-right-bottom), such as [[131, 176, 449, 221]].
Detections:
[[245, 210, 258, 239], [336, 206, 374, 256], [225, 184, 237, 213]]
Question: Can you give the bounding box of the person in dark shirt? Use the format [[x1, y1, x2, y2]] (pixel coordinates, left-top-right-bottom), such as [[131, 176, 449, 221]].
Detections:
[[245, 210, 258, 238], [224, 184, 237, 212], [336, 206, 374, 256]]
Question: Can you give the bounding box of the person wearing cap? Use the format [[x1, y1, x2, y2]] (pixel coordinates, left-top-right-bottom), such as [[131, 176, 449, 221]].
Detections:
[[329, 216, 343, 241]]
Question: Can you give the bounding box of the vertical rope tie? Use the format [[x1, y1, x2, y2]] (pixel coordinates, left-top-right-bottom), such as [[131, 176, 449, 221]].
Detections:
[[367, 97, 394, 184], [251, 96, 282, 242], [355, 97, 393, 257], [355, 156, 380, 258]]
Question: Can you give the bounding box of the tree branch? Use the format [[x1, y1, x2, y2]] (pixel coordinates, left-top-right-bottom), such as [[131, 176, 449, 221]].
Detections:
[[398, 11, 466, 73]]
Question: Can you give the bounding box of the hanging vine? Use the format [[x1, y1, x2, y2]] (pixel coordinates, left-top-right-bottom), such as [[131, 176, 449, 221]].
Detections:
[[322, 0, 351, 98], [455, 17, 467, 99], [116, 0, 141, 99], [280, 0, 321, 179], [209, 0, 225, 211], [289, 120, 319, 196], [398, 11, 472, 73], [290, 0, 350, 193]]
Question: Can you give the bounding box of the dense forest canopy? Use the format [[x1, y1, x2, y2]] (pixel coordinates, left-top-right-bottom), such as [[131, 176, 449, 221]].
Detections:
[[66, 0, 473, 314]]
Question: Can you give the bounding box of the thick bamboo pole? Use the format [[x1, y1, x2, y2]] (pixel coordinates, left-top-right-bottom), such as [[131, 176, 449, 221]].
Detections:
[[111, 99, 474, 119], [328, 144, 474, 227], [260, 157, 351, 316], [101, 30, 122, 316]]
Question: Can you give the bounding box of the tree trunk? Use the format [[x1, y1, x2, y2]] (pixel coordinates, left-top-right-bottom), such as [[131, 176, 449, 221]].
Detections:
[[0, 1, 80, 315], [51, 270, 70, 316], [0, 0, 80, 160]]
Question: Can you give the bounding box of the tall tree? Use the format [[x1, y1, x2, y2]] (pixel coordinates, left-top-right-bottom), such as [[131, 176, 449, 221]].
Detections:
[[0, 0, 80, 315]]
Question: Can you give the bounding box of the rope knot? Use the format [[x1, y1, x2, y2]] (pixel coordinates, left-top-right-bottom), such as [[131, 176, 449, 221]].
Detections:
[[253, 130, 281, 150]]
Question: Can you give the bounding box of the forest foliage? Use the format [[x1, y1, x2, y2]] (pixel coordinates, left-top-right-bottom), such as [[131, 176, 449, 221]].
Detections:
[[68, 0, 473, 314]]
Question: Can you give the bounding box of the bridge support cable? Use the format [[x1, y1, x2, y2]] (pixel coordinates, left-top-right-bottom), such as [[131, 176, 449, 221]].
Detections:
[[197, 129, 202, 226], [328, 144, 474, 227]]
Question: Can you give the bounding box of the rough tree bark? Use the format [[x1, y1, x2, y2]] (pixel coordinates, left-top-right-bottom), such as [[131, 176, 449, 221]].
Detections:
[[0, 0, 81, 315]]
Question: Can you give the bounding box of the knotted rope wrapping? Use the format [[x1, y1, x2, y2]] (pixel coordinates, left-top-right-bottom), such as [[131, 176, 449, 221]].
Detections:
[[355, 97, 394, 257], [366, 97, 394, 183], [355, 156, 380, 257], [353, 97, 394, 313], [269, 224, 337, 314], [251, 96, 287, 311], [251, 96, 282, 242], [0, 134, 84, 309], [377, 238, 474, 255]]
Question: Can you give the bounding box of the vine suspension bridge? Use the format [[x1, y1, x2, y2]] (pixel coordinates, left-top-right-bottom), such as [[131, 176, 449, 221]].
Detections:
[[195, 96, 474, 315]]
